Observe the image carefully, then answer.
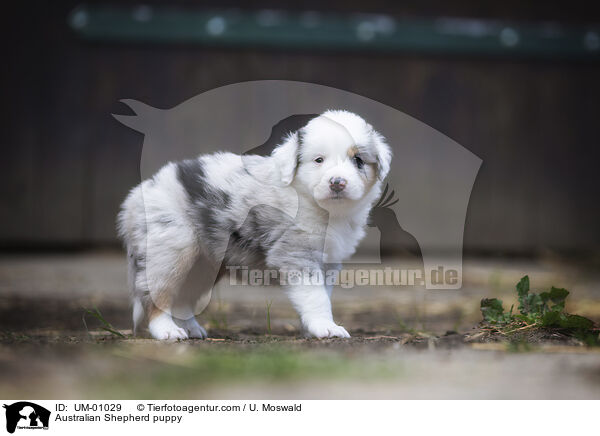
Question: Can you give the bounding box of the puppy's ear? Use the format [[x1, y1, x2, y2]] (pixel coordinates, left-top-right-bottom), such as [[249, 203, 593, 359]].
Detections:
[[271, 132, 300, 185], [372, 131, 392, 181]]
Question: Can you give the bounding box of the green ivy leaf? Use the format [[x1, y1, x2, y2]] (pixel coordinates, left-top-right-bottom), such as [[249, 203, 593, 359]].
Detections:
[[516, 275, 529, 297], [549, 287, 569, 302], [528, 293, 545, 314], [559, 314, 594, 330], [516, 275, 530, 314], [540, 310, 561, 327], [548, 287, 569, 312], [481, 298, 506, 324]]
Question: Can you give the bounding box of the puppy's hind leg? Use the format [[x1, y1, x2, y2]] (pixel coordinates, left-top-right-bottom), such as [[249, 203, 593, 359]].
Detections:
[[143, 236, 202, 341], [171, 251, 221, 339]]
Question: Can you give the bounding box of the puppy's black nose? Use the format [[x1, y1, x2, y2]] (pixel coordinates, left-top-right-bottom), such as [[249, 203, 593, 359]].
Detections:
[[329, 177, 347, 192]]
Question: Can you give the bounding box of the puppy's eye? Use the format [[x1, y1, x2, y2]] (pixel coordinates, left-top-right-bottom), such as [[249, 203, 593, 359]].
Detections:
[[354, 156, 364, 169], [314, 157, 324, 164]]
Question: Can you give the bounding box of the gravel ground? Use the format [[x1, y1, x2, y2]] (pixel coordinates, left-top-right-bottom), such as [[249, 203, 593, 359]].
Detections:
[[0, 250, 599, 399]]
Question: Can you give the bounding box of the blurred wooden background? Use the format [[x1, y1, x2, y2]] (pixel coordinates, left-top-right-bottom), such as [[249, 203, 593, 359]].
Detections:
[[1, 1, 599, 252]]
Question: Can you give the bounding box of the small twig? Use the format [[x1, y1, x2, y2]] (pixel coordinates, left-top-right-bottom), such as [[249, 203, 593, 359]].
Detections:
[[502, 323, 538, 335]]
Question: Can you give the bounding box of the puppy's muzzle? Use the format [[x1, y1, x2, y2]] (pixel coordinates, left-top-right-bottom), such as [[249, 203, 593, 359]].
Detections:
[[329, 177, 347, 193]]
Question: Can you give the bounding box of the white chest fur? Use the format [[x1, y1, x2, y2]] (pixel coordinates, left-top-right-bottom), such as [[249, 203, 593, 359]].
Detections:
[[323, 217, 366, 264]]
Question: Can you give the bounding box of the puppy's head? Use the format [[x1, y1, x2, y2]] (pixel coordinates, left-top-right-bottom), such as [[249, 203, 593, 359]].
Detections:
[[272, 110, 392, 214]]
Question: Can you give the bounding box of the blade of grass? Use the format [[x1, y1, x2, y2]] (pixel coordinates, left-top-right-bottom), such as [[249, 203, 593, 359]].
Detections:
[[83, 307, 126, 338], [266, 300, 273, 335]]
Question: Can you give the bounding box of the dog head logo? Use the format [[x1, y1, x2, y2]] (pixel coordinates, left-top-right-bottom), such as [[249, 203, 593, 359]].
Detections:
[[114, 80, 481, 290], [3, 402, 50, 434]]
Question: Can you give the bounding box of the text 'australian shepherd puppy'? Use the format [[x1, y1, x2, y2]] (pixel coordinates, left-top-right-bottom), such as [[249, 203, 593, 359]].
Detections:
[[117, 110, 392, 340]]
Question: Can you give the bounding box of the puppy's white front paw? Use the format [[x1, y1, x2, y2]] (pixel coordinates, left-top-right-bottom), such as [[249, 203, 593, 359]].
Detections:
[[181, 318, 208, 339], [304, 319, 351, 339], [149, 313, 189, 341]]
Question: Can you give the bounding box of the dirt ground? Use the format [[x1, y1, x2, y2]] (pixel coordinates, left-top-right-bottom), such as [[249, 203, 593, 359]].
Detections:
[[1, 250, 599, 399]]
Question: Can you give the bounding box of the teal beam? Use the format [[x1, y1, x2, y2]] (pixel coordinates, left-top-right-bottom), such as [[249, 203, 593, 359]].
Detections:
[[68, 5, 600, 60]]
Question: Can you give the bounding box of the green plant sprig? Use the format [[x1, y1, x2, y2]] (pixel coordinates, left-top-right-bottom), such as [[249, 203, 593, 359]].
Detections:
[[83, 307, 126, 338], [480, 276, 598, 345]]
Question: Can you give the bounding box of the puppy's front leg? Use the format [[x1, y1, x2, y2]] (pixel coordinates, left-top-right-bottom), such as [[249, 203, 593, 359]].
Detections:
[[285, 283, 350, 338]]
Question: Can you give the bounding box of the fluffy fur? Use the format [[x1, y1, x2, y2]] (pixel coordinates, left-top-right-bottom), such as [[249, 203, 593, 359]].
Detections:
[[117, 110, 392, 340]]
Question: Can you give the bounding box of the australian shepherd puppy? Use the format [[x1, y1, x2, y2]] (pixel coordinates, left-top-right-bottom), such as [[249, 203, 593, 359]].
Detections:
[[117, 110, 392, 340]]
